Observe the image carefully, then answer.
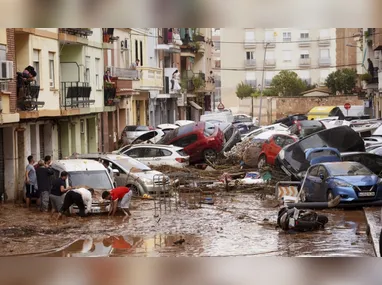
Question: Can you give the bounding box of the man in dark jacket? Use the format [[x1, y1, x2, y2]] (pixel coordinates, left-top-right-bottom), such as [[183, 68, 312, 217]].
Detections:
[[36, 156, 54, 212]]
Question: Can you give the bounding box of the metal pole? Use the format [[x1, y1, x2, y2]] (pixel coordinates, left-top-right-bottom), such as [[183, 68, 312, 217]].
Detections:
[[258, 43, 269, 126]]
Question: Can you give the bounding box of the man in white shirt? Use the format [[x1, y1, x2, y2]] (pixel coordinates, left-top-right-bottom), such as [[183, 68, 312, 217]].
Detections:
[[57, 187, 95, 219]]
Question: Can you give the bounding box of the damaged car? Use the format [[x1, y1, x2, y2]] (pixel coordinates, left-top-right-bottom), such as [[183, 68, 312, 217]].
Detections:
[[211, 122, 242, 152], [288, 120, 326, 138], [300, 161, 382, 203], [277, 126, 365, 180]]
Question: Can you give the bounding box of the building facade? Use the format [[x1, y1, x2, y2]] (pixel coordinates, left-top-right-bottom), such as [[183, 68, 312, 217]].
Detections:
[[220, 28, 337, 114]]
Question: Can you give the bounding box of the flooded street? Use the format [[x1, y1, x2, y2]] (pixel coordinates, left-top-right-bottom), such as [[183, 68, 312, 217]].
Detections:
[[0, 193, 375, 257]]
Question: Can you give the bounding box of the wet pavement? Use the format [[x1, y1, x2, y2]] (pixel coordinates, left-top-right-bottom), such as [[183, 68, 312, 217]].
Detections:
[[0, 193, 376, 257]]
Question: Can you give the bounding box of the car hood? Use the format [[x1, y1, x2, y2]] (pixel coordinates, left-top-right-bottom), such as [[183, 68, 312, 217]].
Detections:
[[330, 175, 378, 186], [133, 170, 169, 180]]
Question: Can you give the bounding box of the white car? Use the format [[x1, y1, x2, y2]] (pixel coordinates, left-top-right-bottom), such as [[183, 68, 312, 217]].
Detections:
[[157, 124, 179, 134], [175, 120, 195, 127], [242, 123, 289, 139], [363, 137, 382, 147], [120, 144, 190, 168]]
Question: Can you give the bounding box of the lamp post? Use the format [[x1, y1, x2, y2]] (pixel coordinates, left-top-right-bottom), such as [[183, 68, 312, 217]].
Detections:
[[258, 42, 270, 126]]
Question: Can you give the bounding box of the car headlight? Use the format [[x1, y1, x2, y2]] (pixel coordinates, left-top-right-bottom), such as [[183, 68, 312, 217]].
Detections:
[[333, 180, 352, 187], [140, 178, 153, 185], [278, 149, 285, 160]]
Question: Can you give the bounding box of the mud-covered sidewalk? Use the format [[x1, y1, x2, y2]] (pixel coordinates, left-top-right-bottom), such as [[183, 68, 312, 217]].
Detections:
[[0, 191, 375, 257]]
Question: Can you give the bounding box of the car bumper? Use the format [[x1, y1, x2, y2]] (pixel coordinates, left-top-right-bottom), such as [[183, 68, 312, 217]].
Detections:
[[72, 203, 110, 214], [145, 183, 171, 194]]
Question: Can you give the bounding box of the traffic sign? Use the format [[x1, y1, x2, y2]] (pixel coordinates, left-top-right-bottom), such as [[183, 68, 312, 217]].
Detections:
[[217, 102, 225, 110], [344, 103, 351, 110]]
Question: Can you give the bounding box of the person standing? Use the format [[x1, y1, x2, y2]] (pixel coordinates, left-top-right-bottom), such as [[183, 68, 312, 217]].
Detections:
[[131, 59, 140, 70], [57, 188, 95, 220], [36, 156, 54, 212], [25, 155, 38, 208], [50, 171, 72, 215], [102, 186, 132, 217]]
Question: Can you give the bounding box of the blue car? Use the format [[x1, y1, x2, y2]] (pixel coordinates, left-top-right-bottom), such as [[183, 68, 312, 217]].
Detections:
[[301, 161, 382, 203]]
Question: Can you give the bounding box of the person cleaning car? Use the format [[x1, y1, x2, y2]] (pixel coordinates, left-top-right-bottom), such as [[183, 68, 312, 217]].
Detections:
[[102, 186, 132, 217]]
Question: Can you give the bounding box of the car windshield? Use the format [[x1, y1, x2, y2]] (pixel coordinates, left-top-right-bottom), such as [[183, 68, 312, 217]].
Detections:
[[157, 124, 195, 144], [204, 122, 216, 137], [113, 157, 151, 171], [328, 163, 373, 176], [68, 170, 113, 190]]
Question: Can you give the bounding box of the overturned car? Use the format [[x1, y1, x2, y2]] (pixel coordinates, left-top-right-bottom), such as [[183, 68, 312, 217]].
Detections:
[[277, 126, 365, 180]]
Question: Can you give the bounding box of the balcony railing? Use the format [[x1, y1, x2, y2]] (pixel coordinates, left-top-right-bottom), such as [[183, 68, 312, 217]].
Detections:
[[104, 86, 117, 106], [298, 38, 311, 47], [59, 28, 93, 38], [264, 58, 276, 67], [264, 39, 276, 48], [244, 59, 256, 67], [163, 28, 183, 46], [318, 57, 331, 66], [109, 67, 140, 80], [138, 67, 163, 89], [60, 82, 94, 109], [244, 39, 256, 48], [318, 36, 331, 46], [17, 81, 44, 111], [299, 58, 311, 66]]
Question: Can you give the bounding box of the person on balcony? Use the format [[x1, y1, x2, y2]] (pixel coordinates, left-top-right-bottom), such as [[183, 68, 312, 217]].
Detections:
[[131, 59, 140, 70], [368, 58, 375, 78], [104, 70, 115, 85], [17, 66, 37, 96], [208, 71, 215, 84], [171, 70, 181, 91]]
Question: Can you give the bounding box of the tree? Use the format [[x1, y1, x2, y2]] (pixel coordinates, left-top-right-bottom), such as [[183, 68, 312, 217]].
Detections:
[[235, 82, 255, 99], [270, 70, 306, 96], [325, 68, 357, 94], [253, 88, 278, 97]]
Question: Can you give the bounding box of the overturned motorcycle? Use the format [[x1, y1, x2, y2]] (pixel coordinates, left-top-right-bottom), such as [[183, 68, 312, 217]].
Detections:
[[277, 206, 329, 232]]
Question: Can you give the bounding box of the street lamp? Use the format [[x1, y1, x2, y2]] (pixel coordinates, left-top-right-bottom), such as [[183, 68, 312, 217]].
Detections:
[[258, 42, 270, 126]]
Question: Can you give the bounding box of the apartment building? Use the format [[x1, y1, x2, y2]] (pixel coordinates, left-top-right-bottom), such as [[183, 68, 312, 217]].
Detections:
[[220, 28, 337, 114], [212, 28, 221, 110]]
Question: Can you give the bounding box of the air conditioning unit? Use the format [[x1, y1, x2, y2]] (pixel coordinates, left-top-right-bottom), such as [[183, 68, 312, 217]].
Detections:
[[121, 39, 130, 50], [0, 61, 13, 80]]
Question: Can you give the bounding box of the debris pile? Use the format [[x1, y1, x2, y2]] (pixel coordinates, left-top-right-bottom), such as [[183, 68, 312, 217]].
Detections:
[[224, 137, 263, 167]]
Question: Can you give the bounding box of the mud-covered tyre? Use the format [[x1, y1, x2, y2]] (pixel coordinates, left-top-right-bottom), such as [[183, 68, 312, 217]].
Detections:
[[203, 149, 217, 162], [257, 155, 267, 169], [127, 184, 143, 197], [327, 190, 334, 202]]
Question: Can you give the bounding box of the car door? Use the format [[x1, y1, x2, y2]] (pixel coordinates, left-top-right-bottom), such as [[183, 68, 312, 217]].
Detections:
[[172, 135, 198, 157], [316, 166, 329, 202], [109, 161, 128, 187], [141, 148, 163, 167], [124, 148, 145, 163], [303, 165, 320, 201], [268, 135, 286, 164]]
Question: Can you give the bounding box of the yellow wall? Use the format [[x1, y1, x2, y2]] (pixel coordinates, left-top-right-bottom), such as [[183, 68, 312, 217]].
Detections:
[[0, 28, 6, 45]]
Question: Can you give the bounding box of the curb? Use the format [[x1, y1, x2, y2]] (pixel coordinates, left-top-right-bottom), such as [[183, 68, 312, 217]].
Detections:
[[363, 207, 381, 257]]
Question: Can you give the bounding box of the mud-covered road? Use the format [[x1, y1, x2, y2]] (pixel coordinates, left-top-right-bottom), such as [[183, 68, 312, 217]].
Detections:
[[0, 192, 375, 257]]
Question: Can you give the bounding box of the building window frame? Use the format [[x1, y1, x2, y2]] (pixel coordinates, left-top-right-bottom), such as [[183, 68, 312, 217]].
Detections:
[[48, 52, 55, 88], [33, 49, 40, 85], [282, 32, 292, 42]]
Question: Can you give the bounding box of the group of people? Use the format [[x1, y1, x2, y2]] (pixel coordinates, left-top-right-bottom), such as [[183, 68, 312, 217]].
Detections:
[[24, 155, 133, 219]]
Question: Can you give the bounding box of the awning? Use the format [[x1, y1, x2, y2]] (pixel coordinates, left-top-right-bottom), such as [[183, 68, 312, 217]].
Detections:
[[189, 101, 202, 110]]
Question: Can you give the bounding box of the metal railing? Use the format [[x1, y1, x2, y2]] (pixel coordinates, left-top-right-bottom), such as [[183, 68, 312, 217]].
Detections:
[[298, 37, 311, 46], [318, 57, 331, 66], [109, 66, 140, 79], [299, 58, 311, 66], [59, 28, 93, 38], [244, 59, 256, 67], [60, 82, 94, 109], [104, 86, 117, 106], [318, 36, 331, 46]]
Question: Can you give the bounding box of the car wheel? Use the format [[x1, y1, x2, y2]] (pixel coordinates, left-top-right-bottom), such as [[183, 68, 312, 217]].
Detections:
[[203, 149, 217, 162], [258, 155, 267, 169], [128, 185, 142, 197], [327, 190, 334, 202]]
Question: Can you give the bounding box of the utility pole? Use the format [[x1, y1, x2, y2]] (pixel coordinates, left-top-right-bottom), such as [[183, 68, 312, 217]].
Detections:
[[258, 42, 270, 126]]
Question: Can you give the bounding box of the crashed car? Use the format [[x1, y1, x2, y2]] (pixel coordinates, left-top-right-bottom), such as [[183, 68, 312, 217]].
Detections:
[[211, 122, 241, 152], [300, 161, 382, 203], [113, 130, 165, 153], [288, 120, 326, 138], [277, 126, 365, 180], [341, 152, 382, 177], [120, 125, 155, 145]]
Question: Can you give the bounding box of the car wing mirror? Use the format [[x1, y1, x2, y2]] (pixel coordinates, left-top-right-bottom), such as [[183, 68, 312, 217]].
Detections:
[[319, 173, 325, 180], [112, 169, 120, 176]]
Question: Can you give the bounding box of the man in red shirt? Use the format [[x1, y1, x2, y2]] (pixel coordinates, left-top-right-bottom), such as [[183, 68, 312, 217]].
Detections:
[[102, 186, 132, 216]]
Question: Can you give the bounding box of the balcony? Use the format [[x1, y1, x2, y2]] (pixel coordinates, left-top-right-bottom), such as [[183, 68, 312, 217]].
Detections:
[[244, 59, 256, 68], [110, 77, 139, 97], [264, 58, 276, 68], [318, 36, 331, 47], [102, 28, 116, 50], [58, 28, 93, 45], [318, 57, 331, 66], [245, 80, 257, 88], [109, 67, 140, 80], [137, 67, 163, 90], [160, 28, 183, 53], [104, 85, 118, 107], [298, 38, 311, 47], [60, 82, 94, 109], [299, 58, 311, 66], [244, 39, 256, 48], [264, 39, 276, 48], [17, 81, 45, 112], [197, 41, 206, 54]]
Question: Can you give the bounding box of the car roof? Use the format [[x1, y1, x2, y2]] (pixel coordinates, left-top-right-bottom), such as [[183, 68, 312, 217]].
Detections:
[[129, 144, 183, 150], [341, 152, 375, 156], [52, 159, 106, 171], [319, 161, 361, 167]]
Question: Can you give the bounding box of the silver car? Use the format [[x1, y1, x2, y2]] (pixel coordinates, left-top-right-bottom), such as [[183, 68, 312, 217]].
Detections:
[[121, 125, 153, 145], [75, 154, 170, 196]]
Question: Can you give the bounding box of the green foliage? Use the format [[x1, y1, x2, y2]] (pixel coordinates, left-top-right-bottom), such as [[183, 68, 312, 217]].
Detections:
[[252, 88, 278, 97], [193, 76, 205, 90], [325, 68, 357, 94], [235, 82, 255, 99], [104, 82, 114, 88], [270, 70, 306, 96], [360, 73, 372, 82]]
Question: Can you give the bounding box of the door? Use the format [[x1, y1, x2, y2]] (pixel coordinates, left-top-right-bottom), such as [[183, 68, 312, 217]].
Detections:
[[268, 135, 285, 164], [124, 148, 146, 165], [304, 165, 320, 201], [141, 148, 163, 167], [109, 161, 128, 187]]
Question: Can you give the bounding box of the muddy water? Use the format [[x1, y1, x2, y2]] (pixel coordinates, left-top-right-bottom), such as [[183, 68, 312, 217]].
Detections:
[[0, 194, 375, 257]]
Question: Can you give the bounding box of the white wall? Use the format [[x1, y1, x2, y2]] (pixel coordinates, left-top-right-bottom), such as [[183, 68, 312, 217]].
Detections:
[[3, 127, 17, 200], [112, 29, 132, 68], [147, 28, 158, 68], [84, 45, 104, 109]]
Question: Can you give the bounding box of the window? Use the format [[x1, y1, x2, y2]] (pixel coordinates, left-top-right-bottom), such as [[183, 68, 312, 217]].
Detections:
[[300, 50, 309, 59], [160, 149, 172, 156], [140, 41, 143, 66], [48, 52, 55, 88], [309, 166, 320, 177], [33, 49, 40, 85], [282, 32, 291, 42], [265, 31, 275, 41], [284, 137, 295, 146], [273, 136, 286, 147], [265, 71, 274, 86], [300, 31, 309, 39], [125, 148, 143, 158], [142, 148, 161, 157], [95, 58, 100, 89], [245, 30, 255, 43], [172, 135, 198, 148], [265, 51, 275, 59], [320, 49, 330, 58], [246, 51, 254, 60], [283, 50, 292, 62], [299, 70, 310, 80], [85, 56, 91, 83], [215, 60, 221, 68]]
